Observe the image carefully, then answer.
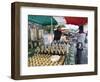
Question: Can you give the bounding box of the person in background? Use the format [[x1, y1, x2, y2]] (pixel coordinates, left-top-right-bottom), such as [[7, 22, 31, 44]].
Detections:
[[77, 25, 86, 46], [54, 26, 62, 41], [76, 25, 88, 64]]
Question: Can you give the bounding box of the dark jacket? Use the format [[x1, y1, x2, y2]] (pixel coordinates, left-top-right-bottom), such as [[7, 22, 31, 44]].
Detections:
[[54, 29, 62, 40]]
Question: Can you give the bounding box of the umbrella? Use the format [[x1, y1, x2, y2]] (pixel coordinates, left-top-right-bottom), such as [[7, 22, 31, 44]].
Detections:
[[64, 17, 87, 26], [28, 15, 58, 26]]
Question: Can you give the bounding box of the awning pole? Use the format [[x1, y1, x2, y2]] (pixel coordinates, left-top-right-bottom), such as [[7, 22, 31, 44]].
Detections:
[[51, 17, 53, 34]]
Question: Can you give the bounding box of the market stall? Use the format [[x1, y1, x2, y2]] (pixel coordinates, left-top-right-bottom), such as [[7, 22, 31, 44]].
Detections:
[[28, 15, 88, 66]]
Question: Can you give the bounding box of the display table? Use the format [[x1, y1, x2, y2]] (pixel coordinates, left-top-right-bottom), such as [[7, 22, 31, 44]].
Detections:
[[28, 54, 65, 66]]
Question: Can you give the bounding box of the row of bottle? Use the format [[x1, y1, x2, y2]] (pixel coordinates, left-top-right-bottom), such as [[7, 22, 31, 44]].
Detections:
[[35, 45, 66, 55], [51, 40, 67, 45]]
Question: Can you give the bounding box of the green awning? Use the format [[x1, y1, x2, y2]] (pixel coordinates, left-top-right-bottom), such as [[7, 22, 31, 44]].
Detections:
[[28, 15, 58, 26]]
